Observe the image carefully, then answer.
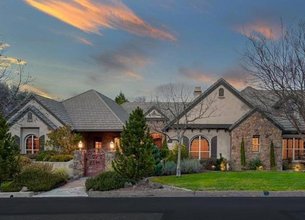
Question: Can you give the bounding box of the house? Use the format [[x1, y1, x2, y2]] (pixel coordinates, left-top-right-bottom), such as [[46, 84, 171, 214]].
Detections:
[[7, 90, 128, 154], [7, 78, 305, 170]]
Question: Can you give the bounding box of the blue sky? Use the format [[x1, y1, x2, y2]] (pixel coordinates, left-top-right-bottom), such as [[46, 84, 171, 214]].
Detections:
[[1, 0, 305, 100]]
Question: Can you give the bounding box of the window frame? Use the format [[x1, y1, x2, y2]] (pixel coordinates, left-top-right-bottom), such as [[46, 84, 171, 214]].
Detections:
[[218, 88, 224, 97], [251, 135, 260, 152], [190, 136, 210, 160]]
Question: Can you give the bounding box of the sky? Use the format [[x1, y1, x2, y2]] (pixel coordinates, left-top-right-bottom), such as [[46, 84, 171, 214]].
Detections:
[[1, 0, 305, 100]]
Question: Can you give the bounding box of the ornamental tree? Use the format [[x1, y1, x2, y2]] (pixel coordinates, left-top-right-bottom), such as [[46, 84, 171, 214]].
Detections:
[[112, 107, 155, 182], [46, 126, 82, 154], [270, 141, 276, 169], [240, 138, 246, 168], [0, 113, 20, 183]]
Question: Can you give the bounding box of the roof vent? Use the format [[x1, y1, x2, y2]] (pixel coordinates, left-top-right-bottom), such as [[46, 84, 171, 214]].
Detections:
[[193, 86, 202, 98]]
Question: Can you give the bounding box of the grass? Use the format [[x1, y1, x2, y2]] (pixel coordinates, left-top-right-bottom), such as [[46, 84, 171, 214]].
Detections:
[[152, 171, 305, 191]]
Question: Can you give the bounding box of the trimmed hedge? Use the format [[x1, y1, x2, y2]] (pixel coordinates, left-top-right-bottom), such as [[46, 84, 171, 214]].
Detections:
[[86, 171, 126, 191], [36, 151, 73, 162]]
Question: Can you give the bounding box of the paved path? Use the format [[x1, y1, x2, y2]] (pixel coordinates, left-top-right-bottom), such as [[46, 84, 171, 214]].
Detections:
[[34, 178, 88, 197]]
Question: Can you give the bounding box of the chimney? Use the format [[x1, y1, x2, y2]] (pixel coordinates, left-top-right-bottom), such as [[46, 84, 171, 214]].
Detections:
[[193, 86, 202, 98]]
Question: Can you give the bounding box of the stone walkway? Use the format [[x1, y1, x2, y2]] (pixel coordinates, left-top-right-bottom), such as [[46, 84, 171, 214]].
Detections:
[[34, 178, 88, 197]]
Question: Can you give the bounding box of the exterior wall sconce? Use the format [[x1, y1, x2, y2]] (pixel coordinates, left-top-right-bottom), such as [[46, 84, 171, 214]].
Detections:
[[110, 141, 115, 150], [78, 141, 84, 150]]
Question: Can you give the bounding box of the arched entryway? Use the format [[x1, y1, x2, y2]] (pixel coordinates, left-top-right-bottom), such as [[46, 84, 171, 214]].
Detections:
[[25, 134, 40, 154], [190, 136, 209, 159]]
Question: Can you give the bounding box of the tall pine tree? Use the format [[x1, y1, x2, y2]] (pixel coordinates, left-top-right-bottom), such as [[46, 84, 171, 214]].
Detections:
[[115, 92, 128, 105], [0, 113, 20, 183], [112, 107, 155, 182]]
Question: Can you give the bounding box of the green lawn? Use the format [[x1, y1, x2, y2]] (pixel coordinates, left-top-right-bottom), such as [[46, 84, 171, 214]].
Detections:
[[152, 171, 305, 191]]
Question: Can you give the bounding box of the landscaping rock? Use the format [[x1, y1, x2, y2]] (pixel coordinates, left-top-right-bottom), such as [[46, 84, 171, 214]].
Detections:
[[20, 186, 28, 192], [124, 182, 133, 188], [149, 182, 163, 189]]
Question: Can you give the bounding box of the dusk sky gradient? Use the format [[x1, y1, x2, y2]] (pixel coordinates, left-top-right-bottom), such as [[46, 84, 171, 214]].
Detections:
[[1, 0, 305, 100]]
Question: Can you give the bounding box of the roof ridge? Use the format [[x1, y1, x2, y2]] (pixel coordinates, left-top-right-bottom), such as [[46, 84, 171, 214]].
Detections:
[[94, 91, 126, 126], [62, 89, 96, 103]]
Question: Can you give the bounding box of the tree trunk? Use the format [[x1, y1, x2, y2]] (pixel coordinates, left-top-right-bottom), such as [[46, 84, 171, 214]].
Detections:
[[176, 135, 182, 177]]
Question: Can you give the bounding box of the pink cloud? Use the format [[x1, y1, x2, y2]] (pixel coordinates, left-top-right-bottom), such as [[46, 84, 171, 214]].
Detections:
[[25, 0, 176, 41]]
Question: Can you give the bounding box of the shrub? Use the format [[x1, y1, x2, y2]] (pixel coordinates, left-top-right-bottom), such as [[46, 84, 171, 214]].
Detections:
[[85, 171, 126, 191], [13, 163, 68, 192], [167, 144, 189, 162], [49, 154, 73, 162], [36, 150, 57, 161], [0, 181, 21, 192], [200, 158, 217, 170], [152, 146, 163, 176], [248, 157, 263, 170], [160, 141, 170, 159], [180, 159, 201, 174], [240, 138, 246, 168], [19, 156, 32, 167], [270, 141, 276, 169], [282, 159, 292, 170], [162, 161, 177, 175]]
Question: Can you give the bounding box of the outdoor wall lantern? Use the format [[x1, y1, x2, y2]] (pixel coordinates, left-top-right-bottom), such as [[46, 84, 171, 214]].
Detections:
[[110, 141, 115, 150], [78, 141, 84, 150]]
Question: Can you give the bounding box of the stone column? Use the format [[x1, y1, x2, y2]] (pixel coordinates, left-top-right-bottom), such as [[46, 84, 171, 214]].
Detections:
[[73, 150, 86, 178]]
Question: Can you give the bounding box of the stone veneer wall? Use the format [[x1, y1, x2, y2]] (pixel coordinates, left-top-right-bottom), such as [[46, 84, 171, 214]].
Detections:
[[231, 112, 282, 170]]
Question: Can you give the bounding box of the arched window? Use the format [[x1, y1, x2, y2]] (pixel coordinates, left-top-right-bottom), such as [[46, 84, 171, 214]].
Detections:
[[151, 133, 163, 148], [219, 88, 224, 97], [25, 135, 40, 154], [190, 136, 209, 159]]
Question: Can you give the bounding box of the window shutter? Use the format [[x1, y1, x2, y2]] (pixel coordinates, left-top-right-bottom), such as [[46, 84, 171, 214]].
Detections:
[[211, 136, 217, 159], [39, 135, 45, 151]]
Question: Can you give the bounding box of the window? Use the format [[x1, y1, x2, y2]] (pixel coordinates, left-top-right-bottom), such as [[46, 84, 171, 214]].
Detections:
[[27, 112, 33, 122], [283, 138, 305, 161], [95, 141, 102, 149], [190, 136, 209, 159], [252, 136, 260, 152], [25, 135, 40, 154], [218, 88, 224, 97]]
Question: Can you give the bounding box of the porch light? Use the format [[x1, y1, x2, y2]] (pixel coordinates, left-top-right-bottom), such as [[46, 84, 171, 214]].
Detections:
[[78, 141, 83, 150], [110, 141, 115, 150]]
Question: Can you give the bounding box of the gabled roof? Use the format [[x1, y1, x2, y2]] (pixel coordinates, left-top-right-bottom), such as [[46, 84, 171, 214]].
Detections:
[[62, 90, 128, 131], [144, 105, 168, 120], [7, 94, 72, 126], [229, 108, 284, 131], [163, 78, 254, 130], [240, 87, 305, 133], [8, 105, 58, 129]]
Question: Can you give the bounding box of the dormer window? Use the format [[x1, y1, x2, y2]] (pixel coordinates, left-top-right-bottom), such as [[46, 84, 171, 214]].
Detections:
[[27, 112, 33, 122], [218, 88, 224, 97]]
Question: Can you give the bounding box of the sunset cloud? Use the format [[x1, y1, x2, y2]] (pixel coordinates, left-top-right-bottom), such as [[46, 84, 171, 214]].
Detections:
[[234, 21, 281, 40], [76, 37, 93, 46], [25, 0, 176, 41], [0, 56, 27, 68], [179, 67, 250, 89], [21, 84, 55, 99]]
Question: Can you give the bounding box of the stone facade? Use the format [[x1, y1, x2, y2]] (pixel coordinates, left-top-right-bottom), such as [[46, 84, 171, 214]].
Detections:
[[231, 112, 282, 170]]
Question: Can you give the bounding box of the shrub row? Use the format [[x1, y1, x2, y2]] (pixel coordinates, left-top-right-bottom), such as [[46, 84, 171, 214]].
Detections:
[[0, 163, 68, 192], [162, 159, 201, 175]]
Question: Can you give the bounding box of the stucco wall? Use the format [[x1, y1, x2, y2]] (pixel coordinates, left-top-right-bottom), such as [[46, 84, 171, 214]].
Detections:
[[231, 112, 282, 170], [8, 99, 65, 153], [166, 128, 231, 159], [180, 85, 251, 124]]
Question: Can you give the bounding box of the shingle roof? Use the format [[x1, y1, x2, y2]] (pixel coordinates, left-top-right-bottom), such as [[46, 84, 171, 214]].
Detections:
[[240, 87, 304, 132], [62, 90, 128, 131], [33, 95, 73, 126]]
